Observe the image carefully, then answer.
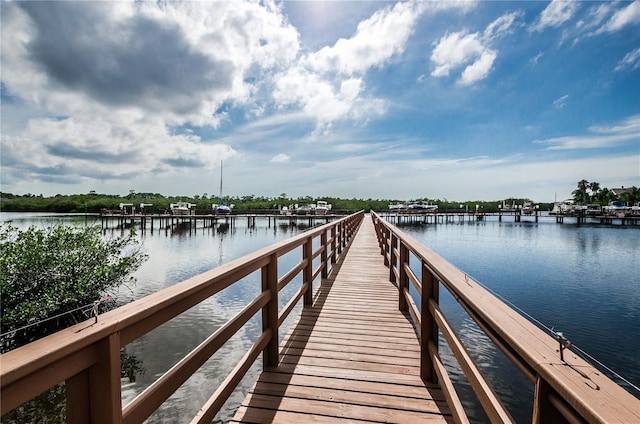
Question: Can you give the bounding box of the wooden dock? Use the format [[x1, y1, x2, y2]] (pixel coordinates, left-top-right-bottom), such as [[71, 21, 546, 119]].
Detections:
[[232, 218, 452, 423]]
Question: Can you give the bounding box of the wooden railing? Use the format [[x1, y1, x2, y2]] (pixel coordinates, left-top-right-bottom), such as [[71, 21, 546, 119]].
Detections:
[[371, 211, 639, 424], [1, 211, 364, 424]]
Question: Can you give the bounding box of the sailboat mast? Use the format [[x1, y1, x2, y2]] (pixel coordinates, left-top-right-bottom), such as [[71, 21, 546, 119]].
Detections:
[[219, 160, 223, 202]]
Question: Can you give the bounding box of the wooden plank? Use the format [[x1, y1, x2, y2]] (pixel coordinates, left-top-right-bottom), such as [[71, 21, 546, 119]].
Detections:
[[247, 381, 451, 414], [233, 217, 451, 423], [238, 394, 450, 423], [256, 372, 446, 401]]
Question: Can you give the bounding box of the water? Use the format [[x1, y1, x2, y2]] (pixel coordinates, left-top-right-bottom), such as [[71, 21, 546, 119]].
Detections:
[[2, 212, 638, 422], [399, 215, 640, 422]]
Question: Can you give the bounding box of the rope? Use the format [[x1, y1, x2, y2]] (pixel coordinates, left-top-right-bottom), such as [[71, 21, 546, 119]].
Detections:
[[1, 295, 116, 339], [461, 271, 640, 394]]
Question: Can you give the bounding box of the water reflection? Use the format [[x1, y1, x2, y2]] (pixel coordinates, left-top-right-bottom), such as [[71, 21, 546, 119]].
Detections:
[[2, 213, 313, 423], [403, 216, 639, 422]]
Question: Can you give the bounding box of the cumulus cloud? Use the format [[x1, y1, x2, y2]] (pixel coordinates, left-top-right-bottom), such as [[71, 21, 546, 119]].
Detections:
[[301, 1, 421, 76], [0, 1, 295, 187], [430, 12, 519, 86], [271, 1, 426, 132]]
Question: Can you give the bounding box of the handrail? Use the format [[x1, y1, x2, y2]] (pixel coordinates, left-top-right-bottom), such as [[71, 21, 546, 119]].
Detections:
[[1, 211, 364, 424], [371, 211, 640, 424]]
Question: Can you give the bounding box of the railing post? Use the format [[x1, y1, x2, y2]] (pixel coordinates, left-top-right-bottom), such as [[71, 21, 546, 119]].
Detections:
[[421, 264, 439, 384], [321, 230, 328, 279], [389, 233, 398, 284], [532, 376, 571, 424], [303, 236, 313, 306], [330, 225, 337, 264], [383, 227, 390, 266], [398, 241, 409, 312], [68, 333, 122, 424], [262, 253, 279, 368], [67, 371, 89, 424], [337, 221, 343, 255]]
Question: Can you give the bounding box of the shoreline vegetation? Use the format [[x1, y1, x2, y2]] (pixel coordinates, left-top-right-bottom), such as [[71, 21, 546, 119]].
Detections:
[[1, 191, 553, 214], [1, 181, 637, 215]]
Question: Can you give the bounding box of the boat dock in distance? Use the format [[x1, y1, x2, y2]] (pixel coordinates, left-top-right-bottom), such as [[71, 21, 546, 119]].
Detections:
[[99, 209, 351, 232], [382, 201, 640, 226]]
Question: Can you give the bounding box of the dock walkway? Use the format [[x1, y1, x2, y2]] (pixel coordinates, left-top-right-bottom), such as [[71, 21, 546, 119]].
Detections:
[[232, 218, 452, 423]]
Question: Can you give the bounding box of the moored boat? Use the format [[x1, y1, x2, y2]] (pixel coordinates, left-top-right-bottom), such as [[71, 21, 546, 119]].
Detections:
[[407, 201, 438, 213], [170, 201, 194, 216], [315, 201, 332, 215]]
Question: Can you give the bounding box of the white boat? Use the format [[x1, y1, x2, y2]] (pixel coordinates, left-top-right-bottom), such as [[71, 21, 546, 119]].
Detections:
[[315, 201, 332, 215], [521, 201, 534, 215], [213, 161, 233, 215], [170, 202, 194, 216], [407, 202, 438, 213], [214, 203, 232, 215], [549, 199, 576, 215], [280, 205, 292, 216], [294, 204, 314, 215]]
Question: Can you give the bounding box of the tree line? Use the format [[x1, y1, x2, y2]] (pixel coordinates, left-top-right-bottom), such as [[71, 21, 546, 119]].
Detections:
[[1, 191, 557, 213], [571, 180, 639, 205]]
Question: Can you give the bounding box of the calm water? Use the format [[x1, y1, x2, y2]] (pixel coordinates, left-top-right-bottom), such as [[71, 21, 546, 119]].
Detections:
[[2, 212, 638, 422]]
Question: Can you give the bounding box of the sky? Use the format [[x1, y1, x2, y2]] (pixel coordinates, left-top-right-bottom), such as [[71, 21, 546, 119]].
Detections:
[[1, 0, 639, 202]]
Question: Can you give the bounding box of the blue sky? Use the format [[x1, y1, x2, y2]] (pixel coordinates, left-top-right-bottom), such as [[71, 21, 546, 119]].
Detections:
[[1, 1, 638, 202]]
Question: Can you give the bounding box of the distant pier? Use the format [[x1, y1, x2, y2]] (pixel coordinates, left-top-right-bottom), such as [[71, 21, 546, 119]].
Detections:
[[99, 210, 349, 232], [379, 209, 639, 226]]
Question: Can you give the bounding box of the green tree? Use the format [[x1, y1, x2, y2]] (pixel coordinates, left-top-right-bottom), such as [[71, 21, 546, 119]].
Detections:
[[588, 181, 600, 202], [619, 186, 640, 205], [1, 224, 148, 422], [1, 224, 147, 352], [572, 179, 590, 204]]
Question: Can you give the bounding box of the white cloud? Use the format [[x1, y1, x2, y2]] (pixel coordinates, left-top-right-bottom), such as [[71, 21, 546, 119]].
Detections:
[[459, 49, 497, 86], [0, 1, 295, 187], [430, 11, 518, 86], [270, 154, 291, 163], [534, 115, 640, 150], [615, 47, 640, 71], [270, 1, 446, 133], [530, 51, 544, 65], [598, 0, 640, 33], [431, 31, 485, 78], [302, 2, 421, 76], [531, 0, 579, 32], [553, 94, 569, 109], [484, 11, 522, 39]]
